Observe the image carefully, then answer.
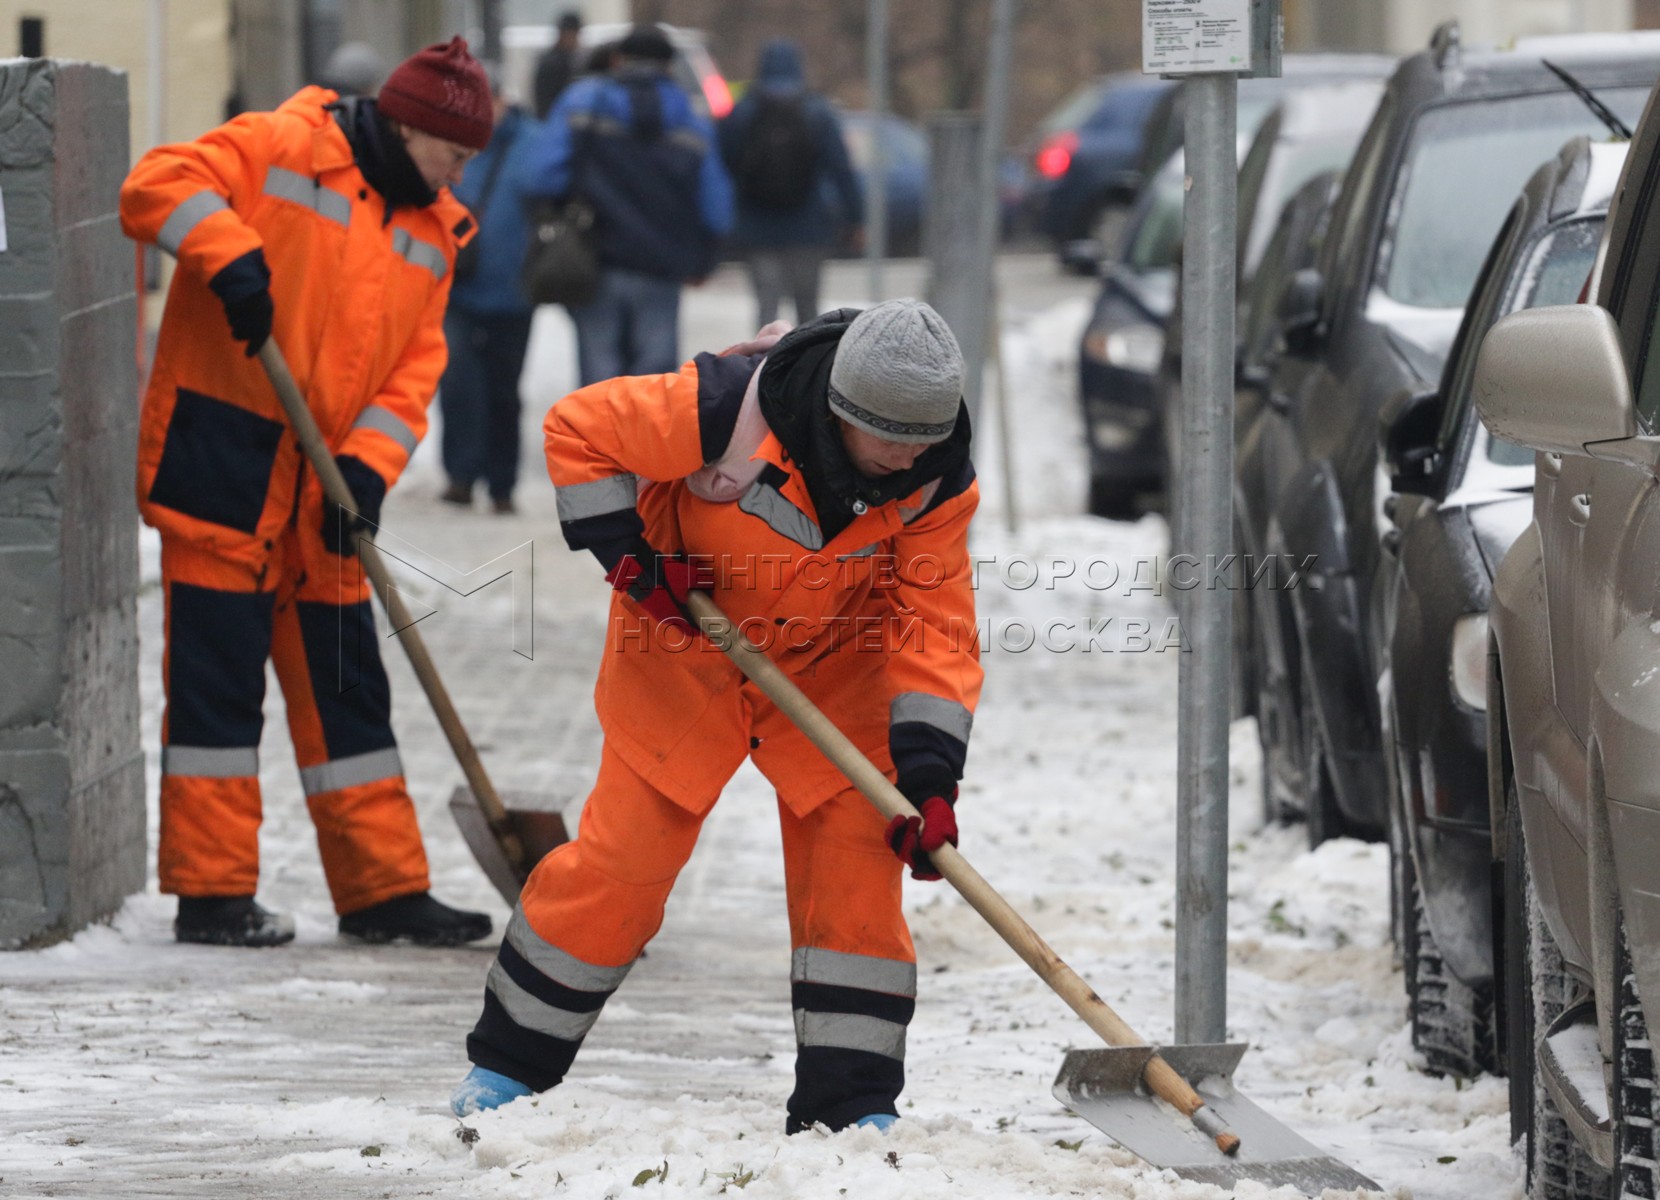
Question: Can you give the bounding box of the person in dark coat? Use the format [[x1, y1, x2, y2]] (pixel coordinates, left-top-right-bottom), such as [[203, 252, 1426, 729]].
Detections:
[[439, 65, 542, 514], [719, 39, 864, 327], [533, 11, 584, 120], [525, 25, 734, 387]]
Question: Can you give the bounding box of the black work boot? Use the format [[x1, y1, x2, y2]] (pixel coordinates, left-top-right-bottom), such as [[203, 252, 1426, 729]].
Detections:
[[175, 896, 296, 948], [338, 891, 492, 947]]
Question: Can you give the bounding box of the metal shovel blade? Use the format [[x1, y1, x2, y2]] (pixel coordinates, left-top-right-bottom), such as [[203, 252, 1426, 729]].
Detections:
[[448, 786, 572, 905], [1053, 1045, 1380, 1193]]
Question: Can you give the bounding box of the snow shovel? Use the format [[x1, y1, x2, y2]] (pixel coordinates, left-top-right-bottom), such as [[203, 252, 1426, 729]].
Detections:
[[684, 591, 1379, 1194], [253, 340, 568, 904]]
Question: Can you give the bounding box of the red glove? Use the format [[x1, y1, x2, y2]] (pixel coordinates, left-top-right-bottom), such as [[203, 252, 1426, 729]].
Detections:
[[604, 542, 715, 634], [885, 784, 959, 881]]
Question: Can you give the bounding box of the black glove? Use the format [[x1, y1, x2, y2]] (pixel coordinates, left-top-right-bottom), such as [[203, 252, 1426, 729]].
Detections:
[[322, 455, 387, 557], [208, 248, 274, 358]]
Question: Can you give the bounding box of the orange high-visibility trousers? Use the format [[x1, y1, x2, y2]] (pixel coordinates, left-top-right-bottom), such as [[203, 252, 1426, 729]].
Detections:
[[465, 736, 918, 1131], [157, 518, 429, 914]]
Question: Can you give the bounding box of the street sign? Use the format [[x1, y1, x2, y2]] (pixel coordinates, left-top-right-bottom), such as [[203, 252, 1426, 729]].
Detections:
[[1143, 0, 1251, 75]]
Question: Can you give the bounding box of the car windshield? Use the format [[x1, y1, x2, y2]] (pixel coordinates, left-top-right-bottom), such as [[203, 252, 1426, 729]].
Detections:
[[1124, 164, 1185, 271], [1382, 86, 1648, 309], [1486, 216, 1604, 465]]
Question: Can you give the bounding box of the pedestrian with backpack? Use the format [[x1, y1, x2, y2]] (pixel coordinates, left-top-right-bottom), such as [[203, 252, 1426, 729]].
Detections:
[[719, 39, 864, 327], [526, 25, 734, 386]]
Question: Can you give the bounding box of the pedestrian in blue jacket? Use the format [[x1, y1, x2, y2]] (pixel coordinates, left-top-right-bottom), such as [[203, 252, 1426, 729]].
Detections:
[[526, 25, 734, 386], [439, 67, 541, 513], [719, 39, 864, 327]]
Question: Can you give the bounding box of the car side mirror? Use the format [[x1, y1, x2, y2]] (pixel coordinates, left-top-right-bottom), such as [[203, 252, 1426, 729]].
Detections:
[[1474, 305, 1636, 457], [1380, 387, 1443, 496], [1276, 268, 1324, 354]]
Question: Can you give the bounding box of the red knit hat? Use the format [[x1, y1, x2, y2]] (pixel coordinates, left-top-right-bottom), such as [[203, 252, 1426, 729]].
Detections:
[[378, 36, 492, 150]]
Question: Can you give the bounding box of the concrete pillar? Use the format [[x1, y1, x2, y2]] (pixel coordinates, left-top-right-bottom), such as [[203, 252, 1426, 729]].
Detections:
[[0, 59, 144, 949]]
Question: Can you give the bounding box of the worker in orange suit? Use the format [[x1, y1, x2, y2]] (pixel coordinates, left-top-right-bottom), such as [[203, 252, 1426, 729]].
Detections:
[[451, 300, 982, 1133], [120, 37, 499, 948]]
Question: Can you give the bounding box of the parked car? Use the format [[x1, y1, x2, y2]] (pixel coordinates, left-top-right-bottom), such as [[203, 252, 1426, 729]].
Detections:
[[1375, 136, 1620, 1079], [1157, 79, 1385, 523], [1128, 52, 1396, 229], [1478, 77, 1660, 1198], [1239, 21, 1659, 847], [1231, 171, 1346, 815], [502, 21, 733, 120], [1033, 73, 1175, 258], [1078, 152, 1184, 518]]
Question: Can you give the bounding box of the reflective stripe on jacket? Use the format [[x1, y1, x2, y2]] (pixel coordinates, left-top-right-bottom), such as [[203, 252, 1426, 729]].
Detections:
[[544, 353, 981, 814], [121, 86, 473, 568]]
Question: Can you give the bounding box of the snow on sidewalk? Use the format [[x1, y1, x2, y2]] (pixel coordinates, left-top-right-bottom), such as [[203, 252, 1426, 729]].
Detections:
[[0, 263, 1521, 1198]]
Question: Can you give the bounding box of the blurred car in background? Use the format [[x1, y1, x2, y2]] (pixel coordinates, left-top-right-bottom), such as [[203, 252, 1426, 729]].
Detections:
[[1083, 76, 1383, 521], [502, 21, 733, 120], [1077, 151, 1184, 517], [1031, 74, 1175, 261], [1062, 52, 1396, 277]]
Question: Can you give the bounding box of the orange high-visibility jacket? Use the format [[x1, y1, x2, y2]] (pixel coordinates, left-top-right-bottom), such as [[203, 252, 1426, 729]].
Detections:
[[121, 87, 473, 570], [546, 346, 983, 815]]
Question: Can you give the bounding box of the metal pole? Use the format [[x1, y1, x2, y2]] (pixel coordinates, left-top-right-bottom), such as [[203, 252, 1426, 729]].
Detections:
[[865, 0, 889, 301], [966, 0, 1018, 431], [1173, 73, 1237, 1047]]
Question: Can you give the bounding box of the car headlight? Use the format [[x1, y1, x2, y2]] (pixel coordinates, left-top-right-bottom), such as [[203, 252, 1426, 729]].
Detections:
[[1104, 323, 1166, 374], [1450, 613, 1489, 711]]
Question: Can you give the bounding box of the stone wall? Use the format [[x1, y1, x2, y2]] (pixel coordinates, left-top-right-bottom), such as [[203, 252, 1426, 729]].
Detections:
[[0, 59, 144, 948]]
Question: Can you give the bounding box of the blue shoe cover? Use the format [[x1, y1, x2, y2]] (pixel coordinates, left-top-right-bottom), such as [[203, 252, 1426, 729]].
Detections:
[[854, 1112, 898, 1131], [450, 1065, 532, 1116]]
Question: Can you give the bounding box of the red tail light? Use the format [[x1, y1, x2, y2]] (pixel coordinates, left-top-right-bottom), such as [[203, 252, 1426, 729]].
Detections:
[[703, 72, 734, 120], [1036, 130, 1078, 180]]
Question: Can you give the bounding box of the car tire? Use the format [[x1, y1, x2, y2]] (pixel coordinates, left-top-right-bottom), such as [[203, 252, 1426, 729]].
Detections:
[[1614, 923, 1659, 1199], [1506, 781, 1610, 1198], [1401, 841, 1496, 1077]]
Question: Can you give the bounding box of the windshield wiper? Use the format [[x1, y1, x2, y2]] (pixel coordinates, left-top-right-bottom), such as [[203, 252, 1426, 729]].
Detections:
[[1541, 59, 1635, 140]]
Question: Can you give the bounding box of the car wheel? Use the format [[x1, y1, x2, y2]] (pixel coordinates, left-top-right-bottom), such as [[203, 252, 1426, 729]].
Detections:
[[1614, 923, 1659, 1199], [1506, 781, 1610, 1197], [1401, 840, 1495, 1078], [1302, 658, 1356, 849]]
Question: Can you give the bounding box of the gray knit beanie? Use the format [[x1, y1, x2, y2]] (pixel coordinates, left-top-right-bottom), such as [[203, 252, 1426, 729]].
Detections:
[[828, 299, 964, 444]]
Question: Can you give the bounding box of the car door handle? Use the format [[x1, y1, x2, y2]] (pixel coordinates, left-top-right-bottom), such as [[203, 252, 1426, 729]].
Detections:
[[1569, 492, 1592, 526]]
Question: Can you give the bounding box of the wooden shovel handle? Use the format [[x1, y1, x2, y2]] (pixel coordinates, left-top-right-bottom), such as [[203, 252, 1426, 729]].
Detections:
[[253, 341, 527, 870], [684, 592, 1238, 1153]]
